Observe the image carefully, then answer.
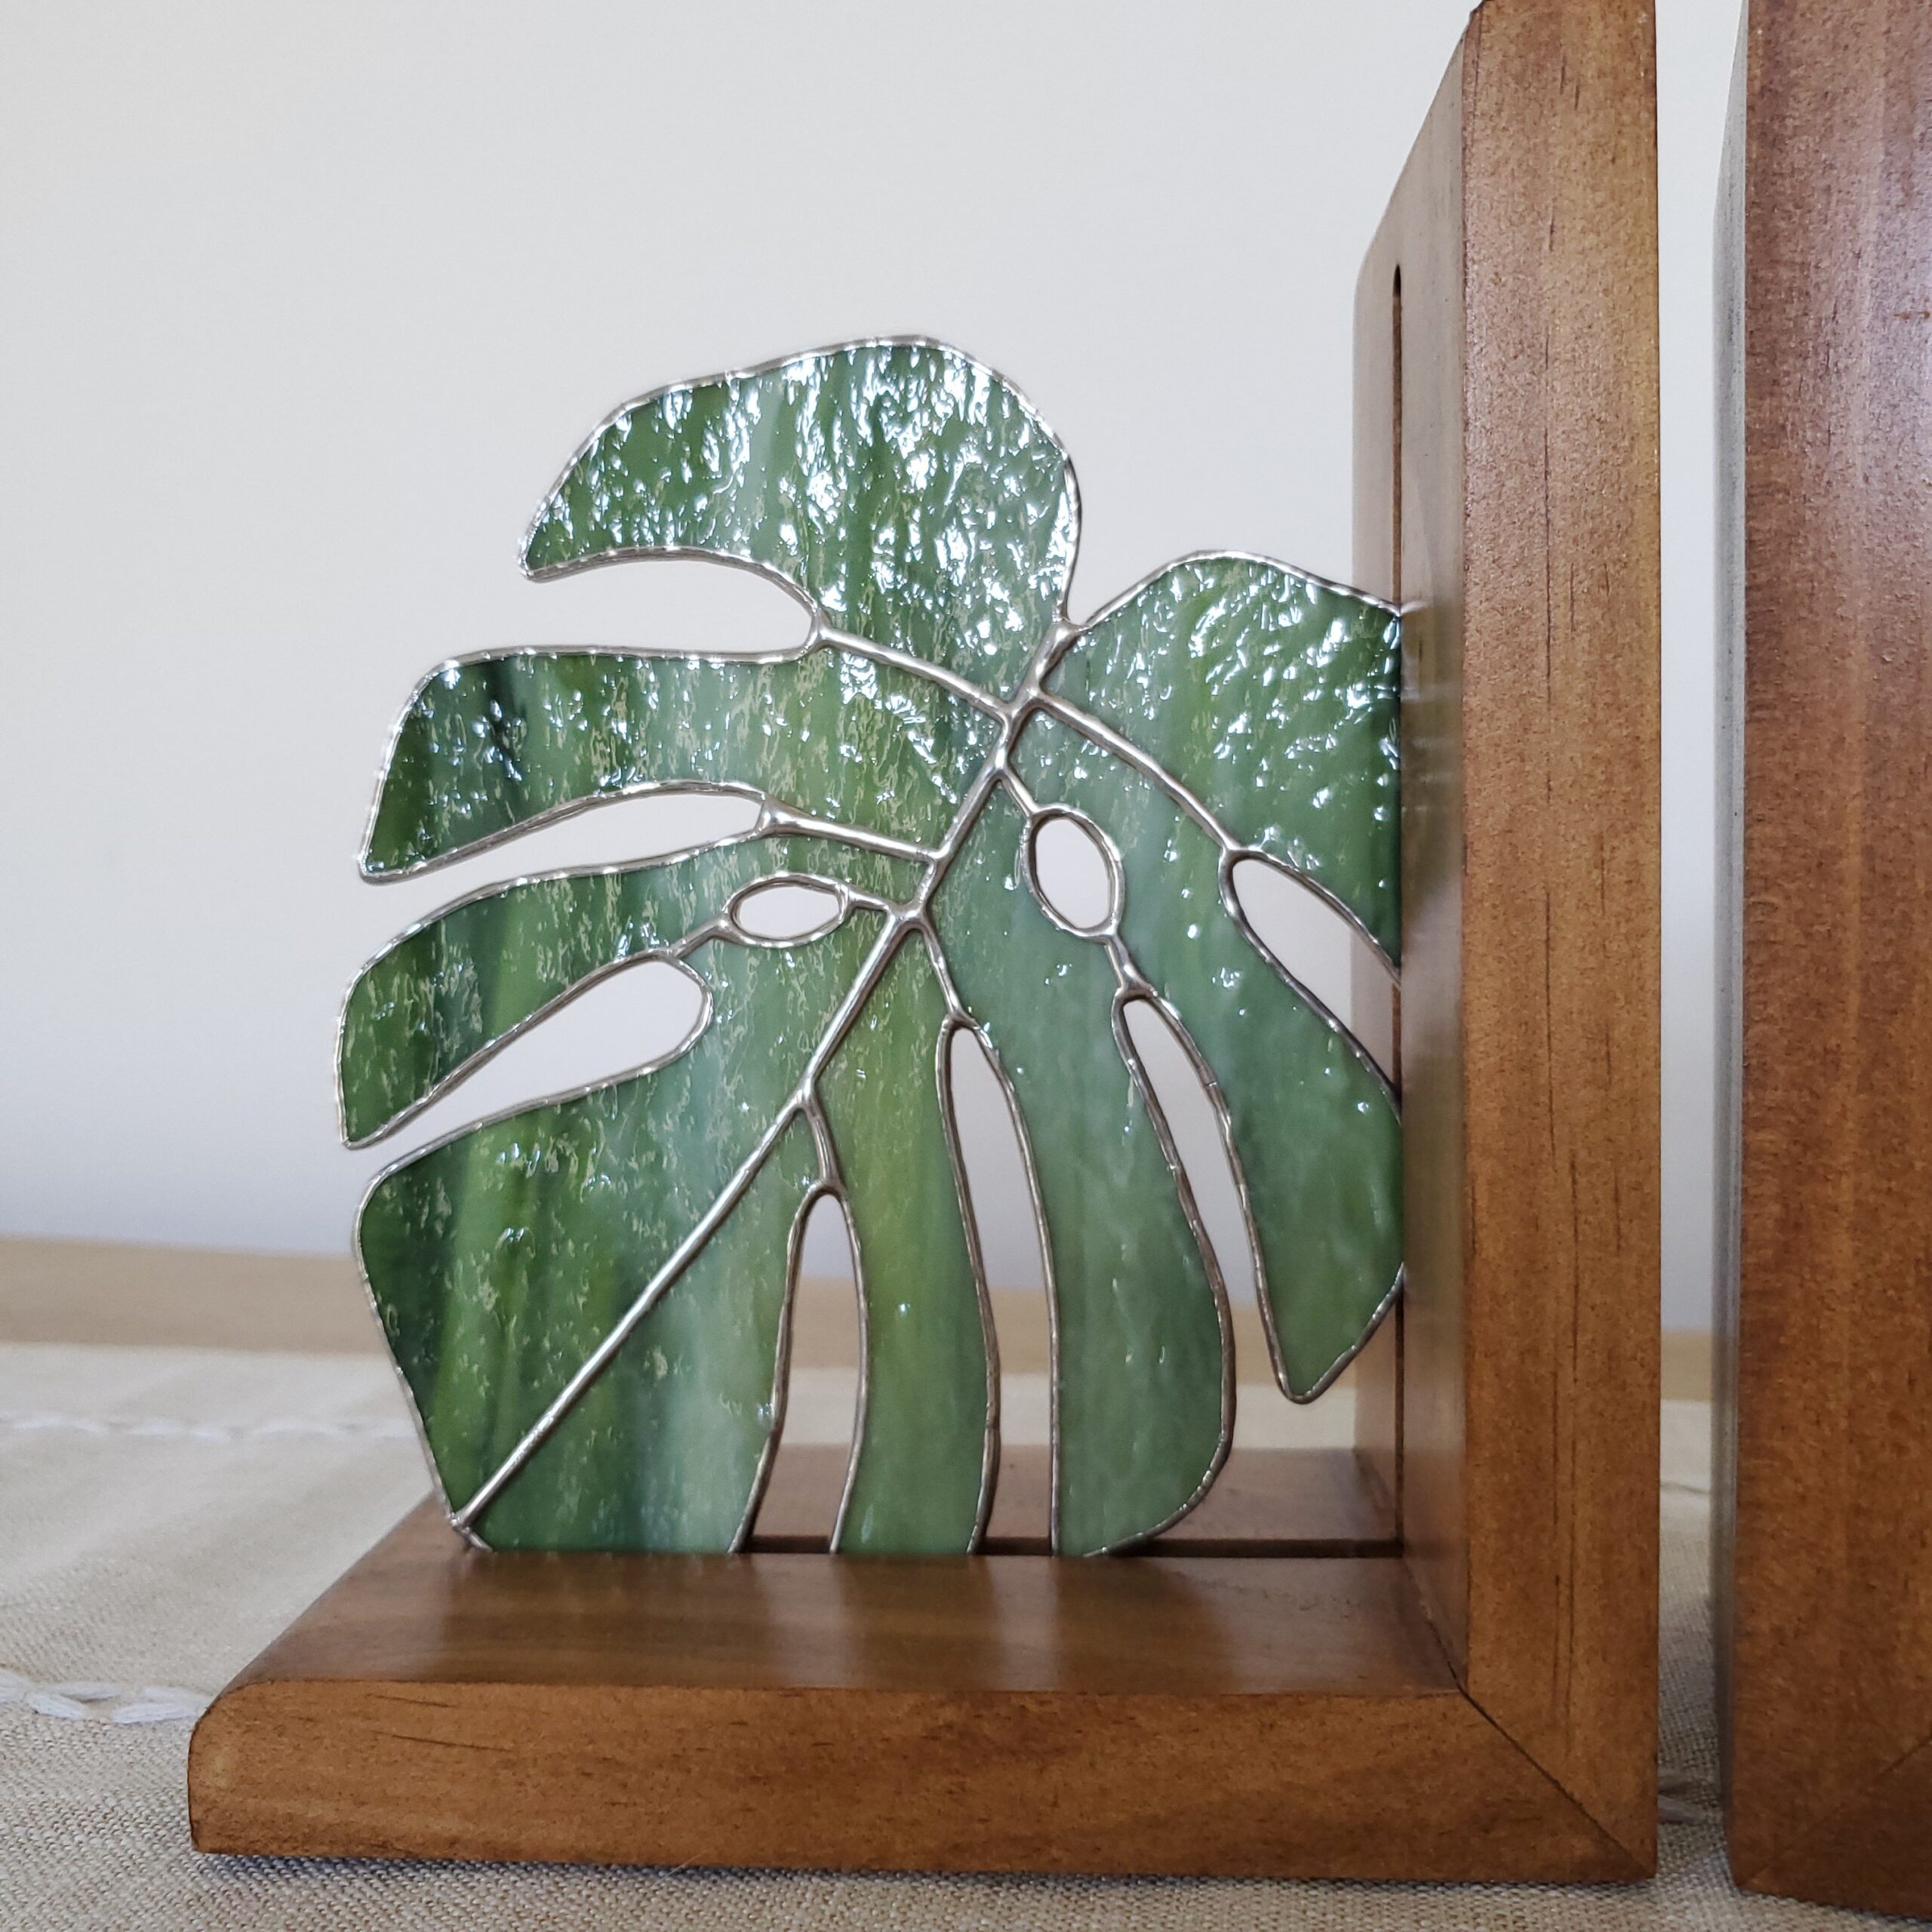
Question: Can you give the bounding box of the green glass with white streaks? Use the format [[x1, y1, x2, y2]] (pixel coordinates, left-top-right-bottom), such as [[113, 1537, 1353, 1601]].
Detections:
[[475, 1116, 819, 1552], [933, 787, 1226, 1553], [364, 648, 995, 877], [341, 835, 919, 1145], [1017, 714, 1401, 1398], [344, 340, 1407, 1556], [821, 934, 990, 1553], [357, 914, 880, 1547], [523, 341, 1078, 691], [1048, 556, 1401, 961]]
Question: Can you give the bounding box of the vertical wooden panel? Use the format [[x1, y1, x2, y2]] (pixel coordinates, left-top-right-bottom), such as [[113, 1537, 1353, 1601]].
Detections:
[[1348, 1306, 1401, 1524], [1355, 0, 1660, 1871], [1711, 0, 1746, 1823], [1455, 2, 1660, 1861], [1349, 248, 1411, 1531], [1718, 0, 1932, 1910]]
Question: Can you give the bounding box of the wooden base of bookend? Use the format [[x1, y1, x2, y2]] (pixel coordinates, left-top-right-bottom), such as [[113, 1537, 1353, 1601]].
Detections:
[[190, 1447, 1616, 1880]]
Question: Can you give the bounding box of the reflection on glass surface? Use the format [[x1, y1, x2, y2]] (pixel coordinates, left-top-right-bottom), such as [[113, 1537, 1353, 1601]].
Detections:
[[340, 340, 1401, 1556]]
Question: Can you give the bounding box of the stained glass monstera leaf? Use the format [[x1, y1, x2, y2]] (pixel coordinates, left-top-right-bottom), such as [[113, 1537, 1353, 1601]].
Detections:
[[343, 340, 1401, 1557]]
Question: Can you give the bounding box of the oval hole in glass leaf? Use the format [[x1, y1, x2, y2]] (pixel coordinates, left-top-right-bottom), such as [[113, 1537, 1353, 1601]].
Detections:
[[373, 954, 709, 1160], [1231, 855, 1395, 1081], [758, 1191, 861, 1547], [519, 551, 814, 657], [730, 878, 845, 946], [1120, 997, 1257, 1309], [1026, 810, 1119, 936]]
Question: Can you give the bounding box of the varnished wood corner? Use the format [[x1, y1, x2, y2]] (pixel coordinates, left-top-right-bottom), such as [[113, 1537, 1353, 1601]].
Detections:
[[1729, 1728, 1932, 1916], [186, 1499, 1646, 1879], [1353, 0, 1660, 1883]]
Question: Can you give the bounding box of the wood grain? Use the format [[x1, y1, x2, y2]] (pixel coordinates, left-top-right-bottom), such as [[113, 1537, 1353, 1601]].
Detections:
[[1715, 0, 1932, 1909], [189, 1500, 1635, 1878], [1454, 0, 1660, 1865], [1354, 0, 1661, 1874]]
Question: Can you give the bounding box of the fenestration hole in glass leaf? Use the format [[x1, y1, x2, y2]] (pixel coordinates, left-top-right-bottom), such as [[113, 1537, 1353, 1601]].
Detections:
[[945, 1024, 1050, 1297], [371, 786, 766, 885], [519, 546, 814, 657], [730, 878, 847, 946], [755, 1189, 862, 1549], [373, 952, 711, 1155], [1026, 808, 1121, 937], [1120, 996, 1258, 1306], [1230, 855, 1385, 1050], [342, 337, 1401, 1557]]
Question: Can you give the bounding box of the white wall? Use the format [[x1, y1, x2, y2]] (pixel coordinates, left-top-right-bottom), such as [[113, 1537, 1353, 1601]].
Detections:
[[0, 1, 1737, 1327], [1657, 0, 1746, 1331]]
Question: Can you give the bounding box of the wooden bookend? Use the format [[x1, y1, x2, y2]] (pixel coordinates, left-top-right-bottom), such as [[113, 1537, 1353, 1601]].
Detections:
[[188, 0, 1659, 1880], [1715, 2, 1932, 1914]]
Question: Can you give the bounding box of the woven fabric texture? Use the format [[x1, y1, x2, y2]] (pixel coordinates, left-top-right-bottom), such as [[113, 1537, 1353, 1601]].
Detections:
[[0, 1343, 1883, 1928]]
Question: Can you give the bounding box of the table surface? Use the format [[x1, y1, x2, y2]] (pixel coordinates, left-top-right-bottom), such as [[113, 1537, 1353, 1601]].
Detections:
[[0, 1239, 1869, 1930]]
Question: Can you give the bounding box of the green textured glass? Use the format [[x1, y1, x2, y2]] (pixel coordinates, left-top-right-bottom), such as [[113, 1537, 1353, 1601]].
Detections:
[[474, 1115, 820, 1552], [1048, 555, 1401, 961], [522, 340, 1079, 691], [358, 917, 878, 1546], [365, 648, 995, 878], [341, 834, 921, 1146], [933, 788, 1228, 1553], [1014, 714, 1402, 1399], [820, 934, 992, 1553], [342, 340, 1403, 1558]]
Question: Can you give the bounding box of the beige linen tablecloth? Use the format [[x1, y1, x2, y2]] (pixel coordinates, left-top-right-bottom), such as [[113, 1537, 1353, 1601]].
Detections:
[[0, 1340, 1891, 1929]]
